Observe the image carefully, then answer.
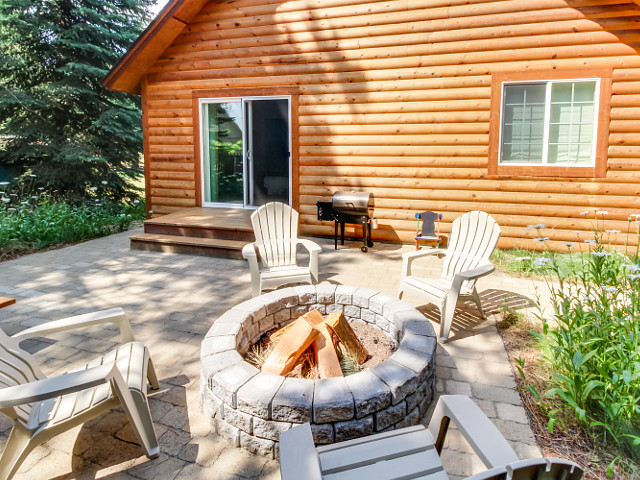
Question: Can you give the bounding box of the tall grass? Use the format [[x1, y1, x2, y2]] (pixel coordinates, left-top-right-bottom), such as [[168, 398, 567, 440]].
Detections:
[[520, 212, 640, 472], [0, 178, 145, 258]]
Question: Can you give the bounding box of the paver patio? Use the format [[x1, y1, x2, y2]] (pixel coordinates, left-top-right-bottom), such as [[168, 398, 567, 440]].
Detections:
[[0, 226, 548, 479]]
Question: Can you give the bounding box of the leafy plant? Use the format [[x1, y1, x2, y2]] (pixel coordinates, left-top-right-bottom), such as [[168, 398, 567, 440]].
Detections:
[[337, 344, 361, 376], [523, 211, 640, 469], [0, 178, 144, 258]]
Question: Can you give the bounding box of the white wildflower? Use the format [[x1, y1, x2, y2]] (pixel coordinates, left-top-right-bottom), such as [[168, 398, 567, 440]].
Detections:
[[533, 258, 552, 266], [0, 181, 9, 185], [605, 230, 621, 234], [515, 256, 531, 261], [28, 174, 36, 177], [622, 264, 640, 272], [133, 199, 140, 204], [628, 274, 640, 281], [31, 196, 37, 199], [592, 251, 612, 257], [1, 198, 9, 203], [37, 187, 44, 190], [580, 211, 590, 216], [602, 285, 617, 293], [584, 239, 596, 245], [21, 201, 29, 205], [101, 181, 108, 185], [95, 203, 102, 206], [89, 187, 97, 191], [596, 210, 608, 215], [533, 237, 550, 242], [527, 224, 546, 229], [562, 242, 575, 247], [7, 208, 15, 211]]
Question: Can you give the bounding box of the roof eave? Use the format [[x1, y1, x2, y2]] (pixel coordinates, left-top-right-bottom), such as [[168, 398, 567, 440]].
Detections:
[[103, 0, 208, 94]]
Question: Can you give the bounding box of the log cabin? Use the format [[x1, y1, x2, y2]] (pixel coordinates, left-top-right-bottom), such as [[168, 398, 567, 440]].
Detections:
[[104, 0, 640, 254]]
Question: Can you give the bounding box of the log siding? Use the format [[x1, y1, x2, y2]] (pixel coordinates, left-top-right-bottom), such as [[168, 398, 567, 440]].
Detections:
[[142, 0, 640, 250]]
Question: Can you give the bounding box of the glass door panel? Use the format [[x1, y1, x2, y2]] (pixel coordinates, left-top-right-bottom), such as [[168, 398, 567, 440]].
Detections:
[[203, 102, 244, 205], [247, 99, 290, 207]]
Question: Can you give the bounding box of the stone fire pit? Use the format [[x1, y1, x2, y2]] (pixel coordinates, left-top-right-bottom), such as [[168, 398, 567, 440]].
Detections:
[[200, 285, 437, 458]]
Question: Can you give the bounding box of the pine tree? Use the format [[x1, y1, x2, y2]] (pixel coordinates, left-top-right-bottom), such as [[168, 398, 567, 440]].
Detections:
[[0, 0, 154, 201]]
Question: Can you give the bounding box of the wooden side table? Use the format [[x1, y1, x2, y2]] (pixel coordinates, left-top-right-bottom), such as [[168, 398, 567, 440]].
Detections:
[[0, 297, 16, 309]]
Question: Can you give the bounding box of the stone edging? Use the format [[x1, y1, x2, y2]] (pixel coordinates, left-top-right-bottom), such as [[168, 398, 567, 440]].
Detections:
[[200, 284, 437, 459]]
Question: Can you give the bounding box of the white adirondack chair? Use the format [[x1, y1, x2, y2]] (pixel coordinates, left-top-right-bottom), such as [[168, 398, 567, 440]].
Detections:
[[398, 211, 501, 342], [243, 202, 321, 297], [280, 395, 583, 480], [0, 308, 159, 480]]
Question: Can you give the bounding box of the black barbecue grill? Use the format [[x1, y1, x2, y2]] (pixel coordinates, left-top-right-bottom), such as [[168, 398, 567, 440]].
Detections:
[[317, 191, 374, 252]]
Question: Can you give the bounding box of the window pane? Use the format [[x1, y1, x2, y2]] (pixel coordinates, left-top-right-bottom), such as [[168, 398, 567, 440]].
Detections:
[[204, 102, 244, 204], [501, 84, 546, 164], [551, 83, 572, 103], [547, 81, 596, 166], [574, 82, 596, 102]]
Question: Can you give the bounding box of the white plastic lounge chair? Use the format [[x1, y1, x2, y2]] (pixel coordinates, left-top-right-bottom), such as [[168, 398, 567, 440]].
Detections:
[[279, 395, 583, 480], [243, 202, 321, 297], [398, 211, 501, 342], [0, 308, 159, 480]]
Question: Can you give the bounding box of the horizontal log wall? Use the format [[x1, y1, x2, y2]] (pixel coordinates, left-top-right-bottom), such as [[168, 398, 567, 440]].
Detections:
[[144, 0, 640, 250]]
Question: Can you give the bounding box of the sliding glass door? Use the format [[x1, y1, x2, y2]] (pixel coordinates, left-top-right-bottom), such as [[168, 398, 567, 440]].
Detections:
[[200, 97, 290, 208]]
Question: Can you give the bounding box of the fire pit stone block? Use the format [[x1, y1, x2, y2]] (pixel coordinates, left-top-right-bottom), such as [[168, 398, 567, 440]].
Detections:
[[372, 360, 421, 405], [334, 415, 374, 442], [236, 372, 285, 420], [271, 377, 314, 423], [201, 285, 437, 459], [345, 370, 391, 418], [310, 423, 335, 444], [210, 362, 259, 408], [335, 284, 358, 304], [375, 400, 407, 431], [313, 377, 355, 423]]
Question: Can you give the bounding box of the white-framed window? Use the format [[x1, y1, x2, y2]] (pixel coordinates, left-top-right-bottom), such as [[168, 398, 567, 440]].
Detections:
[[499, 79, 600, 167]]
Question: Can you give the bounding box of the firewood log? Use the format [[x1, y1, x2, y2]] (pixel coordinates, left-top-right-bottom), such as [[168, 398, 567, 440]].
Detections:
[[262, 310, 324, 375], [325, 312, 369, 364]]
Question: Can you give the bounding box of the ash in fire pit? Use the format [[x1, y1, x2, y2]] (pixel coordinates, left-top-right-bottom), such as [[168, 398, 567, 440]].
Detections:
[[201, 285, 437, 458]]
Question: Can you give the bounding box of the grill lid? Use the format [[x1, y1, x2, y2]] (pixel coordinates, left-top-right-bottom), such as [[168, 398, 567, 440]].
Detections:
[[332, 191, 372, 215]]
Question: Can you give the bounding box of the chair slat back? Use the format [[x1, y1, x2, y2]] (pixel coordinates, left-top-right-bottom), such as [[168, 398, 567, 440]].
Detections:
[[441, 211, 501, 289], [418, 211, 440, 238], [0, 328, 46, 423], [251, 202, 298, 268]]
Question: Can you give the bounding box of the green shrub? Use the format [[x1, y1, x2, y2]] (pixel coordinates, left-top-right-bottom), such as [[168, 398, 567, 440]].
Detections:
[[0, 180, 144, 257], [524, 212, 640, 469]]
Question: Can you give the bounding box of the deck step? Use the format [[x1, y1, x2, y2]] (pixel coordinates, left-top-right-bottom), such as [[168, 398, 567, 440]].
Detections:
[[143, 207, 255, 242], [130, 233, 247, 259]]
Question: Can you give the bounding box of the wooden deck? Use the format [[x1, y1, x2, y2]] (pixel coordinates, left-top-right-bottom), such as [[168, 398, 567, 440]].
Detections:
[[130, 207, 255, 258]]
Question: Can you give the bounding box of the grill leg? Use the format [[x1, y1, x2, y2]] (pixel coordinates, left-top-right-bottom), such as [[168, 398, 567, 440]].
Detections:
[[367, 220, 373, 248], [334, 219, 338, 250]]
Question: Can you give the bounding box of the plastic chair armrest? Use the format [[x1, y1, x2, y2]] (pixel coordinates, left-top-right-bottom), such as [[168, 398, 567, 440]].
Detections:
[[456, 263, 495, 282], [13, 308, 135, 343], [427, 395, 519, 469], [297, 238, 322, 254], [401, 248, 447, 279], [279, 423, 323, 480], [242, 243, 258, 260], [0, 364, 118, 408]]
